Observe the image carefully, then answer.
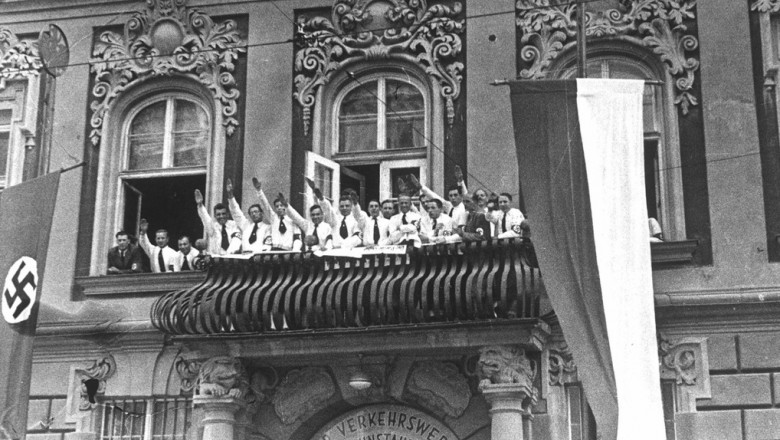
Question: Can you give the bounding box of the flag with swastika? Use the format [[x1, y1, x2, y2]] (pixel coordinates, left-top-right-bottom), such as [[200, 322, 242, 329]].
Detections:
[[0, 170, 60, 439]]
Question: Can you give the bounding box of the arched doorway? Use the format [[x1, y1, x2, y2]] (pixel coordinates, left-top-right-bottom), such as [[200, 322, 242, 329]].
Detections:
[[312, 405, 460, 440]]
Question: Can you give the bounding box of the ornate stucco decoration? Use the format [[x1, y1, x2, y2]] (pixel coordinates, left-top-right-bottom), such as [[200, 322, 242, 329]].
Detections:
[[294, 0, 464, 135], [195, 356, 250, 399], [272, 367, 336, 424], [477, 345, 538, 407], [548, 344, 577, 386], [0, 28, 41, 89], [516, 0, 700, 114], [89, 0, 245, 147], [658, 335, 710, 413], [752, 0, 780, 12], [175, 356, 201, 393], [407, 361, 471, 418], [76, 355, 116, 410]]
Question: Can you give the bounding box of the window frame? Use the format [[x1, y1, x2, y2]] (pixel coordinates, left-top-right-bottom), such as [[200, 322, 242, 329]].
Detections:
[[554, 48, 687, 241], [0, 76, 40, 190], [90, 77, 223, 276]]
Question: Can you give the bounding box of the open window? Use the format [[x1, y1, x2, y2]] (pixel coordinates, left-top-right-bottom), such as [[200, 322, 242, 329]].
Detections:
[[318, 69, 433, 204], [304, 150, 340, 212], [0, 77, 40, 190]]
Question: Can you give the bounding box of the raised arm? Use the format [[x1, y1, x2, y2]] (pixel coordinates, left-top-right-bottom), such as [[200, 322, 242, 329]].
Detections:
[[137, 218, 154, 257], [285, 200, 309, 233], [253, 179, 277, 224], [226, 178, 249, 229], [195, 189, 214, 229]]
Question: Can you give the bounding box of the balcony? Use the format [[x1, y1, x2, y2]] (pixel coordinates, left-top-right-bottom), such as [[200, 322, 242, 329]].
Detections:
[[150, 238, 544, 336]]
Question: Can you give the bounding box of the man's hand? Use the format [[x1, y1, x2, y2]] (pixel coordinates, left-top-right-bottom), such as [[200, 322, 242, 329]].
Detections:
[[226, 178, 234, 198], [407, 174, 421, 194], [139, 218, 149, 233], [277, 192, 288, 206], [108, 267, 120, 274], [194, 189, 204, 205], [252, 177, 262, 192], [305, 176, 323, 200], [396, 177, 407, 196], [454, 165, 464, 184]]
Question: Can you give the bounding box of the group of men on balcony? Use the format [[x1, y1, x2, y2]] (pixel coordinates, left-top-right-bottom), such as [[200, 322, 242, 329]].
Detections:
[[106, 167, 528, 274]]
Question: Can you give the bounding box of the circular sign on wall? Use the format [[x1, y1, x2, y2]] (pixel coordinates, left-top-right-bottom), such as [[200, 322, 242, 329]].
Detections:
[[2, 256, 38, 324], [313, 405, 460, 440]]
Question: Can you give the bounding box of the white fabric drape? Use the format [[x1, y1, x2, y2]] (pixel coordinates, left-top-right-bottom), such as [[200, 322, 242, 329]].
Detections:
[[576, 78, 666, 439]]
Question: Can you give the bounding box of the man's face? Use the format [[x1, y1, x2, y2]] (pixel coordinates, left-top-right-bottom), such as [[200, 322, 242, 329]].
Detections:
[[155, 231, 169, 248], [427, 201, 441, 219], [274, 201, 287, 217], [178, 238, 191, 254], [382, 202, 395, 219], [462, 199, 476, 213], [214, 208, 228, 225], [448, 189, 462, 205], [368, 201, 381, 218], [248, 206, 263, 223], [498, 195, 511, 212], [338, 199, 353, 216], [116, 234, 130, 251], [398, 196, 411, 213], [311, 207, 323, 225], [474, 190, 488, 206]]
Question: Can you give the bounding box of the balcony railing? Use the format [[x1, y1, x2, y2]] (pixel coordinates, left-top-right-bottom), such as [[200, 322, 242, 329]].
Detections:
[[151, 238, 543, 335]]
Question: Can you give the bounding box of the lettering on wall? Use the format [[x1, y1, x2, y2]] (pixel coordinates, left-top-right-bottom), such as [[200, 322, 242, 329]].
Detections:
[[313, 405, 459, 440]]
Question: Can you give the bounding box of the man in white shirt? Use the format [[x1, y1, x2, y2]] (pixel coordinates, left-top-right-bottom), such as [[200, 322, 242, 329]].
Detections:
[[381, 199, 396, 220], [195, 189, 242, 255], [362, 199, 390, 247], [490, 192, 526, 238], [226, 178, 271, 253], [255, 179, 303, 251], [173, 236, 200, 271], [291, 204, 333, 252], [319, 194, 365, 249], [389, 194, 422, 247], [420, 199, 461, 244], [138, 219, 177, 273]]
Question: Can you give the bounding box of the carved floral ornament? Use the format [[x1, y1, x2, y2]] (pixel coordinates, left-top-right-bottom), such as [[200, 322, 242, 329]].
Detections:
[[294, 0, 465, 135], [76, 355, 117, 411], [0, 28, 41, 88], [516, 0, 700, 114], [752, 0, 780, 12], [89, 0, 245, 147]]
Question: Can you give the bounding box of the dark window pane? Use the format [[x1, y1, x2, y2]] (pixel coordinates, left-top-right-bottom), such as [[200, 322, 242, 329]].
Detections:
[[314, 163, 334, 201], [339, 82, 377, 152], [0, 132, 8, 179], [0, 109, 12, 126], [173, 99, 209, 167], [390, 167, 419, 198], [128, 100, 166, 170], [385, 80, 424, 150]]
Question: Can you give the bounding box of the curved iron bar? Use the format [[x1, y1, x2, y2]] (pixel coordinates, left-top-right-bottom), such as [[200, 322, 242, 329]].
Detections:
[[151, 238, 542, 335]]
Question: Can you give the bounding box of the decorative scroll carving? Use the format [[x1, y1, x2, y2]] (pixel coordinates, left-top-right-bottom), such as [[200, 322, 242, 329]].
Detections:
[[752, 0, 780, 12], [0, 28, 41, 89], [196, 356, 250, 399], [76, 355, 116, 410], [516, 0, 700, 114], [478, 346, 537, 391], [294, 0, 464, 135], [548, 344, 577, 386], [272, 367, 335, 424], [175, 356, 201, 393], [658, 335, 710, 413], [407, 361, 471, 418], [89, 0, 245, 146]]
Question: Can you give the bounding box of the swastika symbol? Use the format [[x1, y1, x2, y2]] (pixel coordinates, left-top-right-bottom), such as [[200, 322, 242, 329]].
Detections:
[[4, 260, 35, 319], [2, 257, 38, 324]]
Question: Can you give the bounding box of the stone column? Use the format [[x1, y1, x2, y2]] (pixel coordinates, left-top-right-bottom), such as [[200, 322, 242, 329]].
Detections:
[[194, 395, 246, 440], [482, 384, 533, 440]]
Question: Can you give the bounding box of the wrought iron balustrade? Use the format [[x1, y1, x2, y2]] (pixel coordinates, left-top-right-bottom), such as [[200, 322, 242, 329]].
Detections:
[[150, 238, 542, 335]]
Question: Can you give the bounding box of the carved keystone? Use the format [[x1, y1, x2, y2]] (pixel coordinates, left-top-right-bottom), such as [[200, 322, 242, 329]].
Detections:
[[658, 335, 710, 413]]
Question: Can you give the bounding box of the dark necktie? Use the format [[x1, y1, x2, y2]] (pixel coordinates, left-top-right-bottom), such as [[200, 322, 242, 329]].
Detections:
[[221, 224, 229, 250], [249, 223, 258, 244], [402, 213, 408, 225], [278, 216, 287, 234], [313, 224, 319, 243], [340, 218, 348, 239], [502, 212, 507, 233], [120, 250, 126, 262], [157, 248, 166, 272], [449, 207, 454, 216], [373, 218, 380, 244], [432, 218, 438, 236], [181, 254, 191, 271]]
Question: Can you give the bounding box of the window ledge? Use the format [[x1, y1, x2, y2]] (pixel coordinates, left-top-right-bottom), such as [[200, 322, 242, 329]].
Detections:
[[334, 147, 426, 164], [651, 240, 699, 266], [75, 272, 206, 296]]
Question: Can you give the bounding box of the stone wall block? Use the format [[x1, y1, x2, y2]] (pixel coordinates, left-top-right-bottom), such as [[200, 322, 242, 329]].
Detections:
[[744, 409, 780, 440], [697, 374, 772, 408], [739, 332, 780, 369], [706, 334, 738, 371], [674, 411, 742, 440]]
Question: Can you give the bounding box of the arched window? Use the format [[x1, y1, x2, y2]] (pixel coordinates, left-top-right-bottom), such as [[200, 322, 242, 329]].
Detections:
[[559, 54, 686, 240], [308, 70, 434, 207], [119, 94, 211, 255]]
